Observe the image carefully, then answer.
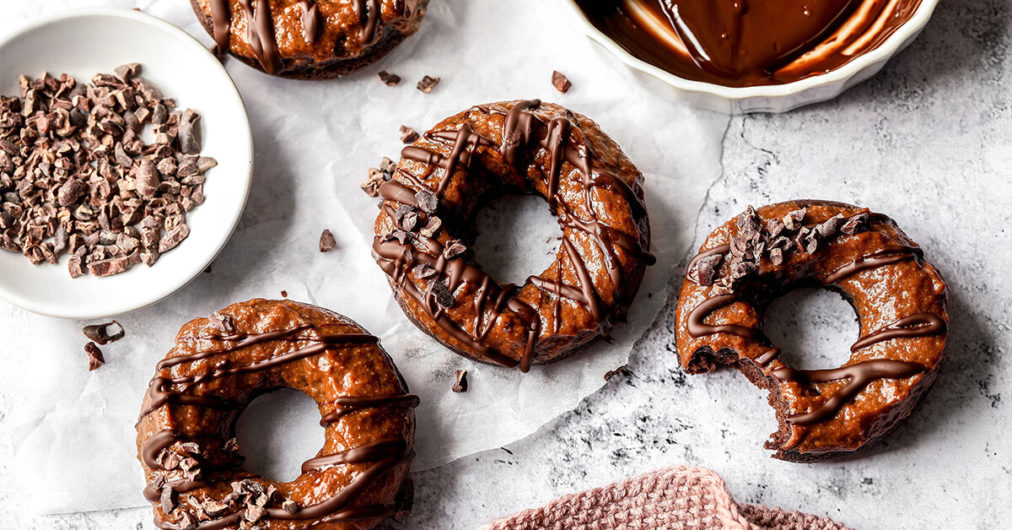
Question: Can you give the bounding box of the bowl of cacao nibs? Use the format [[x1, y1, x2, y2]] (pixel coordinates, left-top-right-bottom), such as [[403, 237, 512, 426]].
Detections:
[[0, 8, 252, 319]]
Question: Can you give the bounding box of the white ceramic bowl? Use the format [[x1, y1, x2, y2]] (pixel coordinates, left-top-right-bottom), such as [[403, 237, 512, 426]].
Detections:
[[566, 0, 940, 113], [0, 8, 252, 319]]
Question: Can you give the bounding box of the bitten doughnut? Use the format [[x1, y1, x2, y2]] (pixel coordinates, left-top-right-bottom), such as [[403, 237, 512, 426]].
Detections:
[[370, 100, 652, 372], [136, 299, 419, 529], [189, 0, 428, 78], [674, 201, 948, 461]]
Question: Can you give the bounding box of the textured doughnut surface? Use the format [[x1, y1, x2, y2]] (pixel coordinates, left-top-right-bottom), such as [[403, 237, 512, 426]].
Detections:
[[190, 0, 428, 79], [675, 200, 948, 461], [371, 100, 652, 372], [136, 299, 418, 529]]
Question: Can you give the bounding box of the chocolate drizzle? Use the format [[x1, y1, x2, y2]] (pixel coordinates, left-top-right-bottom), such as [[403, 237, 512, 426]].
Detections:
[[771, 360, 926, 425], [354, 0, 382, 44], [139, 321, 417, 529], [373, 100, 650, 371], [851, 313, 946, 352], [822, 245, 923, 284], [209, 0, 232, 54], [685, 294, 758, 339], [237, 0, 283, 74], [300, 0, 323, 45]]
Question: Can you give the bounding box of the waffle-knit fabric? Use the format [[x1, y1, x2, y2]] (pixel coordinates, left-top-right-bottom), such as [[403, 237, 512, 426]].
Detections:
[[480, 466, 852, 530]]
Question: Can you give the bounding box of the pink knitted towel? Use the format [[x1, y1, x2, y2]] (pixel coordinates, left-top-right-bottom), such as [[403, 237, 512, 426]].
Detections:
[[480, 465, 852, 530]]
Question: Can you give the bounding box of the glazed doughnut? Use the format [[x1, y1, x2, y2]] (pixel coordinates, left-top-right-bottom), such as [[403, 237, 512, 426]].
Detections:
[[136, 299, 419, 529], [674, 201, 948, 461], [371, 100, 652, 372], [189, 0, 428, 78]]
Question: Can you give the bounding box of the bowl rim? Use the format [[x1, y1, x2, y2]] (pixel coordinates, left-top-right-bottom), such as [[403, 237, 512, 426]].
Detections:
[[0, 6, 253, 319], [563, 0, 941, 101]]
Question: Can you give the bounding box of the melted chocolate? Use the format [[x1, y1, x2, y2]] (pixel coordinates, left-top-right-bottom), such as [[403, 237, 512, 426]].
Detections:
[[822, 246, 923, 284], [772, 360, 926, 425], [575, 0, 923, 87], [374, 100, 650, 371], [301, 0, 323, 45], [685, 294, 758, 339], [851, 312, 946, 352], [237, 0, 283, 75]]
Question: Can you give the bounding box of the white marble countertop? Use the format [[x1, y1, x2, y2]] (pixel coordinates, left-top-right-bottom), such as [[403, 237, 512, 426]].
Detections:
[[1, 0, 1010, 528]]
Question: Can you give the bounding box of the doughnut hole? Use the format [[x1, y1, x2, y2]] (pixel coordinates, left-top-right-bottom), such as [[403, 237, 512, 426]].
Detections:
[[763, 287, 859, 370], [471, 194, 563, 286], [235, 388, 325, 483]]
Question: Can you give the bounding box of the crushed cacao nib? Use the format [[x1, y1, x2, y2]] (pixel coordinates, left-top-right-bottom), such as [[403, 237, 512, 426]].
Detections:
[[0, 65, 216, 277], [378, 71, 401, 86], [399, 125, 420, 144], [384, 229, 413, 245], [84, 341, 105, 371], [419, 216, 441, 238], [412, 263, 437, 279], [551, 70, 572, 93], [160, 486, 176, 514], [280, 290, 288, 298], [414, 189, 438, 213], [394, 205, 418, 231], [442, 239, 467, 260], [416, 75, 440, 94], [361, 156, 396, 197], [452, 369, 468, 393], [208, 311, 236, 334], [82, 320, 125, 345], [319, 229, 337, 252], [840, 212, 868, 235], [281, 498, 299, 514], [686, 205, 864, 294], [428, 279, 455, 309]]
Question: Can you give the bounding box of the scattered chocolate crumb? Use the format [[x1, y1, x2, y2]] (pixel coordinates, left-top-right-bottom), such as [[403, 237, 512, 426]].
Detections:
[[280, 290, 288, 298], [419, 216, 441, 238], [416, 75, 440, 94], [443, 239, 467, 260], [378, 71, 401, 86], [551, 70, 572, 93], [82, 320, 125, 345], [452, 369, 468, 393], [208, 311, 236, 334], [782, 208, 807, 231], [361, 157, 397, 197], [319, 229, 337, 252], [85, 342, 105, 371], [399, 125, 419, 144], [428, 279, 455, 308], [500, 447, 514, 455]]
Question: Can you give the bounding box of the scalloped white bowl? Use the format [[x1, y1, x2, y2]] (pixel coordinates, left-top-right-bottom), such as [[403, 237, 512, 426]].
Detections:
[[0, 8, 252, 319], [566, 0, 940, 113]]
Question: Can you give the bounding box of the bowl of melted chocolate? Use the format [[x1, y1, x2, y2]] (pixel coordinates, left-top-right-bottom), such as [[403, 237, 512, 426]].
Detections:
[[570, 0, 937, 112]]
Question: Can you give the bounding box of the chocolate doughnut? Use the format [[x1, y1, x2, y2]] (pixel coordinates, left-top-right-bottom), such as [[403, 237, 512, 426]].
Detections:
[[674, 201, 947, 461], [371, 100, 652, 372], [189, 0, 428, 79], [136, 299, 419, 529]]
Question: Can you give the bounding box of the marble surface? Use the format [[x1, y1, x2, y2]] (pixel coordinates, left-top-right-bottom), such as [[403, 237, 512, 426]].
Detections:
[[0, 0, 1010, 528]]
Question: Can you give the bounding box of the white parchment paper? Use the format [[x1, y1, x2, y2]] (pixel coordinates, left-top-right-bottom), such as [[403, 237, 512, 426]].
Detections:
[[0, 0, 729, 515]]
